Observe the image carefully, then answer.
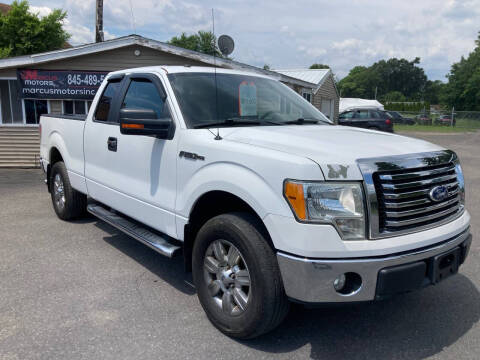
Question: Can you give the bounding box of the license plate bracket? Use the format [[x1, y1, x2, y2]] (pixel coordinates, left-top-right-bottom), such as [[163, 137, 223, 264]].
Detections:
[[431, 247, 461, 284]]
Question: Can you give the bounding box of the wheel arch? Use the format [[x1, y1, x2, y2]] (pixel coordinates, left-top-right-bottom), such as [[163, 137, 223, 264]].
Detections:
[[46, 146, 64, 192], [183, 190, 275, 272]]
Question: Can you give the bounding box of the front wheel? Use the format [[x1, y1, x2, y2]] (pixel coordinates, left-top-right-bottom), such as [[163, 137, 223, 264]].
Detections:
[[192, 213, 289, 339]]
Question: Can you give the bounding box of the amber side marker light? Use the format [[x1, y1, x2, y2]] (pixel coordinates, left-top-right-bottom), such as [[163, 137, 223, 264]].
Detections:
[[284, 181, 306, 220], [121, 123, 144, 129]]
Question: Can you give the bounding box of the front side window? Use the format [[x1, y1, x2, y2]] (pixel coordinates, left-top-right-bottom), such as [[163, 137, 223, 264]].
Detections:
[[387, 111, 400, 119], [121, 79, 170, 118], [168, 73, 330, 128], [339, 111, 354, 119], [95, 79, 122, 122]]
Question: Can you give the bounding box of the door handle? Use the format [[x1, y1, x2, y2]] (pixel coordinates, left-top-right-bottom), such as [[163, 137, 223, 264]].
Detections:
[[107, 137, 117, 152]]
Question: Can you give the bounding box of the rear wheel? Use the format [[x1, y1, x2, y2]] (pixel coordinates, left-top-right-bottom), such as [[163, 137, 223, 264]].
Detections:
[[192, 212, 289, 339], [50, 161, 87, 220]]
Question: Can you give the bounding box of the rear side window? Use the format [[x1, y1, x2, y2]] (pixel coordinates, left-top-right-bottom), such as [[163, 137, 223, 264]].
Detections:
[[355, 110, 369, 119], [95, 79, 122, 122], [121, 79, 170, 118], [370, 110, 381, 118]]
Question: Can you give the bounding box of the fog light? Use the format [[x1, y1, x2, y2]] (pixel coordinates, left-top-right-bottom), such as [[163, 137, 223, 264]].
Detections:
[[333, 274, 346, 291], [333, 272, 362, 295]]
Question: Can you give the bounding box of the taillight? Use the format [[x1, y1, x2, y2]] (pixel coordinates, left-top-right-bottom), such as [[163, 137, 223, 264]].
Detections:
[[385, 119, 392, 125]]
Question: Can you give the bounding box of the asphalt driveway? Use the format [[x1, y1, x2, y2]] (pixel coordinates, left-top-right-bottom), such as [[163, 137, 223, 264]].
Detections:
[[0, 131, 479, 360]]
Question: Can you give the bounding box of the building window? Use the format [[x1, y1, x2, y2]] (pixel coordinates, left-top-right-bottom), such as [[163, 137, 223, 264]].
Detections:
[[75, 100, 86, 115], [63, 100, 87, 115], [0, 80, 23, 124], [24, 99, 48, 124], [63, 100, 74, 114], [302, 91, 312, 103]]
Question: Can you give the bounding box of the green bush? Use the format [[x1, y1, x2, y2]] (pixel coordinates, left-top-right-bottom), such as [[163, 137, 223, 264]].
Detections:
[[384, 101, 430, 113]]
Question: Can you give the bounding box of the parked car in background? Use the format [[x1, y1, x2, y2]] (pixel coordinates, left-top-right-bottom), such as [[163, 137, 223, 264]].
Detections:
[[386, 111, 415, 125], [436, 114, 455, 126], [416, 114, 432, 125], [338, 108, 393, 132]]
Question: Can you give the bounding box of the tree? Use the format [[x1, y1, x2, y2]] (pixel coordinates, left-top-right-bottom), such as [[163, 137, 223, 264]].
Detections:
[[263, 64, 271, 70], [309, 63, 329, 69], [383, 91, 406, 102], [424, 80, 447, 104], [443, 32, 480, 110], [168, 31, 224, 57], [0, 0, 70, 58], [337, 57, 427, 101]]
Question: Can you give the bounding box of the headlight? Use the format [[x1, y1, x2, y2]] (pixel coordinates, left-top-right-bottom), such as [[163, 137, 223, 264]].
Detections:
[[454, 160, 465, 206], [284, 181, 366, 240]]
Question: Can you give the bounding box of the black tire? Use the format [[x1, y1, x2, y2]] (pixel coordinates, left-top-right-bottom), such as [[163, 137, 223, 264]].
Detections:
[[50, 161, 87, 220], [192, 212, 289, 339]]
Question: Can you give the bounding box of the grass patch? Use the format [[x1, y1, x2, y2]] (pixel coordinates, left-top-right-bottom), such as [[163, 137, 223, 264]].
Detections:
[[394, 124, 477, 133]]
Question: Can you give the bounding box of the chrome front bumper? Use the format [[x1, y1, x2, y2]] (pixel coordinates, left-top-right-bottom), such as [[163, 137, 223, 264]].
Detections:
[[277, 229, 472, 303]]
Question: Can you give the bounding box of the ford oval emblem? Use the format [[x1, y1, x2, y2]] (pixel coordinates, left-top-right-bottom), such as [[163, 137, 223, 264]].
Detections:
[[429, 185, 449, 202]]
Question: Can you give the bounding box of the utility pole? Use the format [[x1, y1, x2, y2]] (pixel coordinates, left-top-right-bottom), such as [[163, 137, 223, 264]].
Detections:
[[95, 0, 104, 42], [374, 86, 378, 100]]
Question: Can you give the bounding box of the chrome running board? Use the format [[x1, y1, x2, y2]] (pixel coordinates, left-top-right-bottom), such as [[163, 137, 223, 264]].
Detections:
[[87, 203, 181, 258]]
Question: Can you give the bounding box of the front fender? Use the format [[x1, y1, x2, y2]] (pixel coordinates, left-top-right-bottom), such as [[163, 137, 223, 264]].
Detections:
[[177, 161, 292, 220]]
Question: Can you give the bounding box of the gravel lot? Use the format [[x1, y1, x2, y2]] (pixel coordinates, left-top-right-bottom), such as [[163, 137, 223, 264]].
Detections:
[[0, 131, 479, 360]]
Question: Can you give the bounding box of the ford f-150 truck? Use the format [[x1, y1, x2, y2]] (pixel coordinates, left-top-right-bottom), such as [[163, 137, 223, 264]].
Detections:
[[40, 66, 472, 339]]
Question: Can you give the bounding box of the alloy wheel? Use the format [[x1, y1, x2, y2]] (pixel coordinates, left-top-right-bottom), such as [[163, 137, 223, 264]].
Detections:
[[203, 240, 251, 316]]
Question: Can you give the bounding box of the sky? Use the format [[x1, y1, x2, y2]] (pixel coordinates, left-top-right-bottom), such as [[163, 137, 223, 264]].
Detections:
[[16, 0, 480, 81]]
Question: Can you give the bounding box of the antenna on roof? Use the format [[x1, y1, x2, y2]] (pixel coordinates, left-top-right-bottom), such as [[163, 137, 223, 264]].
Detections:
[[212, 8, 222, 140]]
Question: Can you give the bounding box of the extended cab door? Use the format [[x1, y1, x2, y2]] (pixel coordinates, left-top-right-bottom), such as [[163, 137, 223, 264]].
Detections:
[[84, 72, 179, 238]]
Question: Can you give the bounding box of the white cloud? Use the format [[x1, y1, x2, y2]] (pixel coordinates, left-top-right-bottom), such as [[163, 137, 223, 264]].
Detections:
[[23, 0, 480, 80], [29, 5, 52, 17]]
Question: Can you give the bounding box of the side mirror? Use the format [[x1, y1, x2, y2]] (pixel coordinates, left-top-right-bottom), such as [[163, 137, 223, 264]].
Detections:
[[119, 108, 174, 139]]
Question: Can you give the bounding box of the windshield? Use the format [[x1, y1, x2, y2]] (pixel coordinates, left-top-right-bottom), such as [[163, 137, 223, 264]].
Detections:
[[167, 72, 331, 128]]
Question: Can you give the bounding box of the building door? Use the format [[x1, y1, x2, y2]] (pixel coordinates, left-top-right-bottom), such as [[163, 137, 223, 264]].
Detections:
[[321, 99, 334, 120]]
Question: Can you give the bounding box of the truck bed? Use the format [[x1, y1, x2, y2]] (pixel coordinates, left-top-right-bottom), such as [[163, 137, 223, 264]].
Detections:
[[39, 114, 87, 193]]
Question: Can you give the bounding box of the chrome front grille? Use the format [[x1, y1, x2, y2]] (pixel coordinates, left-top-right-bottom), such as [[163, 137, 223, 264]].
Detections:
[[374, 163, 460, 233], [357, 150, 465, 239]]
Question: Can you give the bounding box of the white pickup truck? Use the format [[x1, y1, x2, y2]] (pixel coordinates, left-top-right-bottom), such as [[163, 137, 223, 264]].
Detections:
[[40, 66, 472, 339]]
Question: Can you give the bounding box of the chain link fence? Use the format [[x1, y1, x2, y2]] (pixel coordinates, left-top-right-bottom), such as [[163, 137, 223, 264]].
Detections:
[[390, 109, 480, 131]]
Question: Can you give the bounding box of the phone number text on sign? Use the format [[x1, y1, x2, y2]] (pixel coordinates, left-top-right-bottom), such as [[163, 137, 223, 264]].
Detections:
[[67, 74, 106, 86]]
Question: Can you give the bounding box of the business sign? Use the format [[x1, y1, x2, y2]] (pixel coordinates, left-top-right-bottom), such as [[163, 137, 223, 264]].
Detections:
[[17, 69, 109, 99]]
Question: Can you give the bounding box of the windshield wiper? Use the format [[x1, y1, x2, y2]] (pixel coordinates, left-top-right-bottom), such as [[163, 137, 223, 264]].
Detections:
[[193, 118, 261, 129], [284, 118, 323, 125]]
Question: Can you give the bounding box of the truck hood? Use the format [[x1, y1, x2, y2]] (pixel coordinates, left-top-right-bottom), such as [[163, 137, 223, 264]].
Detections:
[[221, 125, 444, 180]]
